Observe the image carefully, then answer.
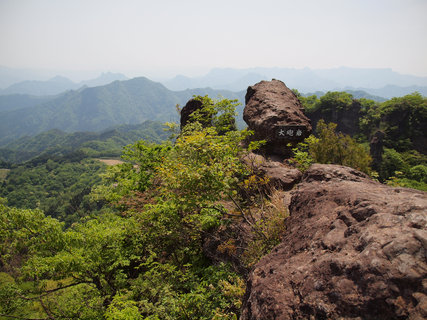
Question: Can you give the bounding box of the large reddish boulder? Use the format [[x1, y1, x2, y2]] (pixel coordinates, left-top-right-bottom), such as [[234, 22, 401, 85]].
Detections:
[[243, 80, 312, 156], [241, 164, 427, 319]]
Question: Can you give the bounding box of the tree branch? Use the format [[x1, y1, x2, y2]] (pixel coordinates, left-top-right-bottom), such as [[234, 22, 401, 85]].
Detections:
[[19, 281, 93, 301], [39, 297, 55, 320]]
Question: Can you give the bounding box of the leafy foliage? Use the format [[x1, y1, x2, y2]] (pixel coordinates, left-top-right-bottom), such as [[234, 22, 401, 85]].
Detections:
[[158, 124, 245, 208], [298, 94, 319, 113], [189, 95, 239, 134], [379, 148, 427, 189], [240, 190, 288, 267], [92, 140, 172, 206], [358, 98, 381, 140], [378, 148, 408, 180], [0, 157, 107, 226], [291, 120, 372, 174], [409, 165, 427, 183], [379, 92, 427, 152], [316, 91, 354, 112]]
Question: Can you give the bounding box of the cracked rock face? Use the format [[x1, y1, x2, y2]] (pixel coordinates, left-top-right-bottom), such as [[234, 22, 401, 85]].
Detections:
[[241, 164, 427, 320], [243, 79, 312, 156]]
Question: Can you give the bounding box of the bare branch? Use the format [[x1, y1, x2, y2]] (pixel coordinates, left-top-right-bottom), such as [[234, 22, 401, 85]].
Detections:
[[19, 281, 93, 301]]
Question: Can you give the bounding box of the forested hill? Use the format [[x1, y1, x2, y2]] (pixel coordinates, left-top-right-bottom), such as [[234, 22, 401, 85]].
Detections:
[[0, 93, 55, 112], [0, 121, 168, 163], [0, 77, 244, 145]]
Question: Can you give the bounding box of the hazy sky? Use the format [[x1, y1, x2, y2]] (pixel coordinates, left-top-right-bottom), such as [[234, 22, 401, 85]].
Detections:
[[1, 0, 427, 79]]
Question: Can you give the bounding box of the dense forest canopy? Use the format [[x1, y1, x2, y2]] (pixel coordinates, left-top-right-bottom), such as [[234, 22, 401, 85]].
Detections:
[[0, 121, 168, 164]]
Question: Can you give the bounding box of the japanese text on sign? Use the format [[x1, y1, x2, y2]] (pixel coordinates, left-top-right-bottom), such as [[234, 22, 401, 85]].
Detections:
[[275, 126, 306, 140]]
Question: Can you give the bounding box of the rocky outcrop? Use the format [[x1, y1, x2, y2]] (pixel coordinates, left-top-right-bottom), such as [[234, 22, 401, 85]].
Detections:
[[180, 98, 206, 130], [243, 80, 312, 156], [241, 164, 427, 320], [370, 130, 386, 172], [242, 152, 302, 190]]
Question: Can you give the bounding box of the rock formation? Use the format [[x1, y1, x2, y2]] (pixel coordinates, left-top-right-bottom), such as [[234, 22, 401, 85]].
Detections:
[[242, 152, 302, 190], [241, 164, 427, 319], [243, 80, 312, 156], [180, 98, 206, 130]]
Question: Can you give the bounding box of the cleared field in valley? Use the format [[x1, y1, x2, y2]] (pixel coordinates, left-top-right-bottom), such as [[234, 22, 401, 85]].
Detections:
[[97, 159, 124, 166]]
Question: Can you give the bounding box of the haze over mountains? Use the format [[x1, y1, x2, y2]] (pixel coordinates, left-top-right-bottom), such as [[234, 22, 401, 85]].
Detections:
[[0, 71, 128, 96], [163, 67, 427, 98], [2, 66, 427, 98]]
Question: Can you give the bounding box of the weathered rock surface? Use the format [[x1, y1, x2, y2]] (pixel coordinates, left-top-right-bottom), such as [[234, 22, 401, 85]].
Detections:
[[241, 164, 427, 320], [242, 152, 302, 190], [243, 80, 312, 156]]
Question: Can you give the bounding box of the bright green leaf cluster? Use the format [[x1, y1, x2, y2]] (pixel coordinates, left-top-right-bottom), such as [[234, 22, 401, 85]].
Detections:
[[291, 120, 372, 174]]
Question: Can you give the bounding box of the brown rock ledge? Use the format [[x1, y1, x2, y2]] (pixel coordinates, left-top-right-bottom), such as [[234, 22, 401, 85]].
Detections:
[[241, 164, 427, 320]]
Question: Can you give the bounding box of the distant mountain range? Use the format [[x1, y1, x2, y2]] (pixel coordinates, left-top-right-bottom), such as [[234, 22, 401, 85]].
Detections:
[[302, 90, 388, 102], [346, 85, 427, 99], [0, 72, 128, 96], [0, 77, 244, 145], [2, 66, 427, 98], [162, 67, 427, 98]]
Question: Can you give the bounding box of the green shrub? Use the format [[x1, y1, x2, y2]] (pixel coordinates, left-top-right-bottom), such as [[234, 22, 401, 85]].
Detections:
[[291, 120, 372, 174], [379, 148, 408, 180], [409, 165, 427, 183]]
